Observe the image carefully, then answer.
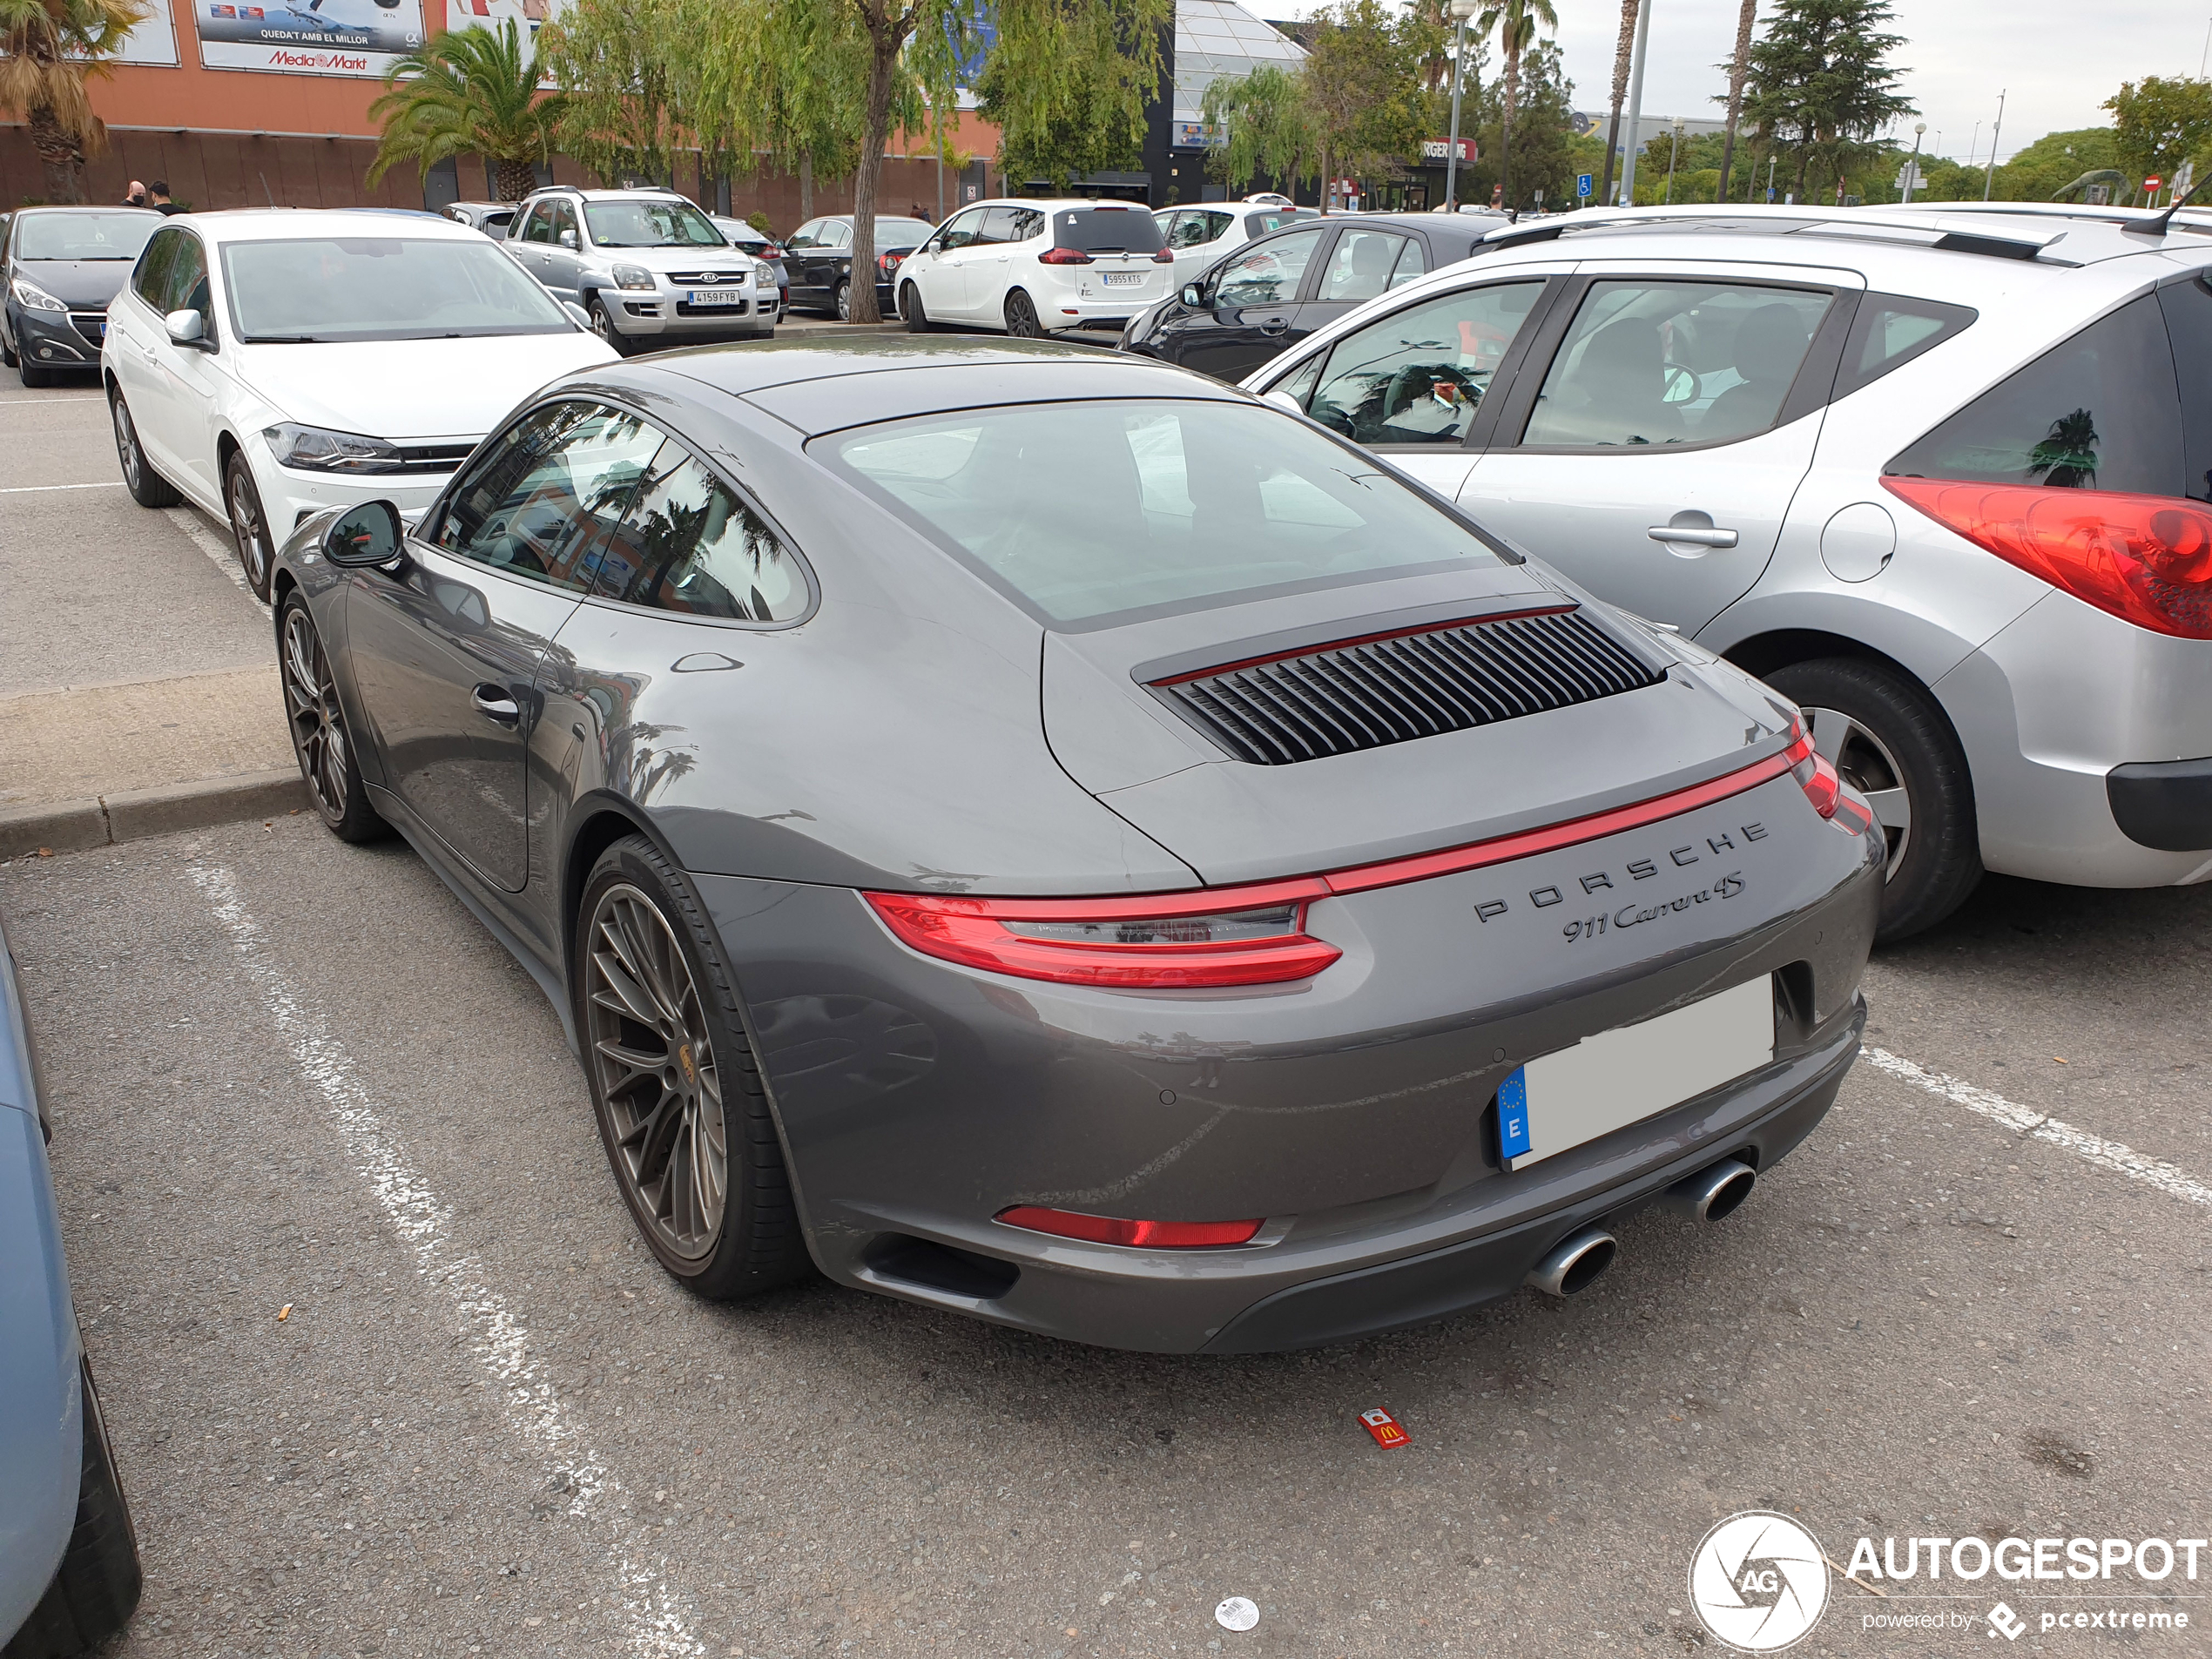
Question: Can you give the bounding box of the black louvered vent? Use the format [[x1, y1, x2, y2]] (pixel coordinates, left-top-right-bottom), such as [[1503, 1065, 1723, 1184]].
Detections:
[[1150, 607, 1664, 765]]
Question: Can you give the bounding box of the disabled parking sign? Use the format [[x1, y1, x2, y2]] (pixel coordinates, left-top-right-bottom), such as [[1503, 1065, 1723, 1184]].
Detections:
[[1577, 172, 1592, 199]]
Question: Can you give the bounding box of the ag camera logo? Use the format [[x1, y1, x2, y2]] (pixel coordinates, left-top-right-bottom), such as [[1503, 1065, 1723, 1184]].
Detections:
[[1689, 1511, 1831, 1651]]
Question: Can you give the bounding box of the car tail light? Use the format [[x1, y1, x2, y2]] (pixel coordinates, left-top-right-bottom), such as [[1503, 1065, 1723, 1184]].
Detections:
[[861, 881, 1339, 988], [1151, 247, 1175, 263], [878, 252, 904, 274], [1883, 477, 2212, 640], [1038, 246, 1094, 265], [996, 1207, 1263, 1248], [1781, 721, 1843, 819]]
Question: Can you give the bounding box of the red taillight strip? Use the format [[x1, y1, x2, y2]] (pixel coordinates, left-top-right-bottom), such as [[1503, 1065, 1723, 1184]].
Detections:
[[995, 1207, 1264, 1248], [1147, 606, 1579, 686]]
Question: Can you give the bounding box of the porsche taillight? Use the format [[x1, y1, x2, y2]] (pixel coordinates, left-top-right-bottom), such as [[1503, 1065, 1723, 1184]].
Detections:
[[1883, 476, 2212, 640]]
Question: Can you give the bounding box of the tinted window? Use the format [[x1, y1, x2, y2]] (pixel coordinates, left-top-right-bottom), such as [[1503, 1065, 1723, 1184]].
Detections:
[[132, 226, 183, 305], [1522, 280, 1832, 448], [593, 446, 807, 622], [1833, 293, 1975, 400], [13, 211, 158, 261], [1306, 280, 1544, 447], [874, 218, 937, 244], [1886, 295, 2183, 497], [1214, 226, 1325, 308], [165, 233, 211, 323], [519, 205, 554, 244], [221, 237, 570, 342], [975, 206, 1023, 246], [1247, 209, 1316, 235], [435, 402, 664, 591], [1318, 229, 1413, 303], [1050, 206, 1165, 255], [2156, 276, 2212, 503], [826, 399, 1502, 627]]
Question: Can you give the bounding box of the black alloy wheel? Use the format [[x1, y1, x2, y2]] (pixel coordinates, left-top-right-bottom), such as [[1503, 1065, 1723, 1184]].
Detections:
[[280, 597, 384, 843], [224, 452, 275, 601], [110, 388, 180, 508], [900, 281, 932, 334], [577, 835, 808, 1299], [1004, 289, 1042, 339]]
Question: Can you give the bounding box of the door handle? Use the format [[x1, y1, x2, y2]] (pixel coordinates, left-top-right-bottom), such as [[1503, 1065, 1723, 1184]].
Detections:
[[1647, 524, 1738, 549], [1259, 316, 1289, 335], [470, 685, 522, 725]]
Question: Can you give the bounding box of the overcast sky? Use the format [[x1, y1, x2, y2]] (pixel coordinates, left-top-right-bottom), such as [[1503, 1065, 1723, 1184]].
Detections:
[[1262, 1, 2208, 165]]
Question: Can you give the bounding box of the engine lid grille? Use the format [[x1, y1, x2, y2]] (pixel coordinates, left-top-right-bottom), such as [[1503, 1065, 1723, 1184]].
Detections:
[[1149, 605, 1665, 765]]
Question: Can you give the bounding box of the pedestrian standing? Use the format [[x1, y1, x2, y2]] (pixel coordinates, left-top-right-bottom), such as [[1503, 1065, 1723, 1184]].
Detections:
[[148, 181, 185, 215], [123, 180, 147, 206]]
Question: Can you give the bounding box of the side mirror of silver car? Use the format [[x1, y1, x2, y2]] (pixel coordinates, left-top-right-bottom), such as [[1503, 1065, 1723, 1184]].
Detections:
[[322, 500, 403, 568], [164, 308, 208, 348], [558, 228, 578, 250]]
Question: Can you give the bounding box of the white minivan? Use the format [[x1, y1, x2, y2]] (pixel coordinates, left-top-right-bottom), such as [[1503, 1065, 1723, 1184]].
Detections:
[[894, 199, 1175, 337]]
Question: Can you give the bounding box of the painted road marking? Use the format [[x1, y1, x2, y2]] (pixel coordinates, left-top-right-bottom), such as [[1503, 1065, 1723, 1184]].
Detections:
[[164, 504, 273, 619], [1860, 1046, 2212, 1209], [188, 864, 704, 1658], [0, 479, 125, 492]]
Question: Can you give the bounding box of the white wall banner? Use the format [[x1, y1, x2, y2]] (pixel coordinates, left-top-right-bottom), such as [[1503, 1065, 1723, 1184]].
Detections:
[[192, 0, 425, 77], [115, 0, 183, 66]]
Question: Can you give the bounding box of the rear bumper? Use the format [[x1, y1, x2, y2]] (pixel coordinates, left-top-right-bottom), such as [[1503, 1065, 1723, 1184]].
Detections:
[[2107, 759, 2212, 853], [694, 770, 1881, 1352]]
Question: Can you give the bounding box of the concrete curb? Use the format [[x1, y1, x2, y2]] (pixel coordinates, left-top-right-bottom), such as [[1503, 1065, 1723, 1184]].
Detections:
[[0, 768, 309, 860]]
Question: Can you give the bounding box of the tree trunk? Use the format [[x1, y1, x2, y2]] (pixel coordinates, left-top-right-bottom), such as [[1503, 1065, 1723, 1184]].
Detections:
[[1318, 136, 1332, 213], [848, 25, 900, 325], [1716, 0, 1755, 201], [495, 157, 538, 202], [1500, 42, 1520, 212], [27, 105, 84, 205], [1599, 0, 1637, 206], [799, 150, 813, 220]]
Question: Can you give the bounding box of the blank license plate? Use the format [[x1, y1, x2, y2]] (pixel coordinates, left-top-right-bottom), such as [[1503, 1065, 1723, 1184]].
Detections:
[[1496, 977, 1774, 1170], [1102, 272, 1143, 287], [688, 289, 745, 306]]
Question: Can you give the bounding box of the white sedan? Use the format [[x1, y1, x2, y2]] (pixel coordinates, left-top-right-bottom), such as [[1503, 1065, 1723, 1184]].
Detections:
[[1154, 198, 1320, 287], [893, 199, 1175, 337], [102, 209, 616, 599]]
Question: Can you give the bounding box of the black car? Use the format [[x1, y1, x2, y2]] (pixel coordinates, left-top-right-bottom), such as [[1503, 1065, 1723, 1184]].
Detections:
[[2, 207, 163, 388], [1118, 212, 1496, 383], [782, 214, 937, 320]]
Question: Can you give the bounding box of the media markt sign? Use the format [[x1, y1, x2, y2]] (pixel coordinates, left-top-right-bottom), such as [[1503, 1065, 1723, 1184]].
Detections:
[[1689, 1512, 1831, 1651]]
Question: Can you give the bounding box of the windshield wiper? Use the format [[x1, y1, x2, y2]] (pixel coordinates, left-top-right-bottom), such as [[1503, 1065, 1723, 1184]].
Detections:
[[246, 334, 325, 343]]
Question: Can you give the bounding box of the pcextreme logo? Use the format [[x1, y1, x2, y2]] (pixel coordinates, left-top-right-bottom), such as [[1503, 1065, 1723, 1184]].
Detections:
[[1689, 1512, 1831, 1652]]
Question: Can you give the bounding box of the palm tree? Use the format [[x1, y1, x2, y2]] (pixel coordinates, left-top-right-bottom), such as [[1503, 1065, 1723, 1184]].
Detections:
[[1476, 0, 1556, 212], [0, 0, 151, 203], [1598, 0, 1637, 206], [368, 19, 563, 203], [1716, 0, 1756, 200]]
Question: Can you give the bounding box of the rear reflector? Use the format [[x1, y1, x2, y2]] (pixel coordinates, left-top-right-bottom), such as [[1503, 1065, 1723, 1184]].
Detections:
[[1883, 476, 2212, 640], [996, 1207, 1263, 1248]]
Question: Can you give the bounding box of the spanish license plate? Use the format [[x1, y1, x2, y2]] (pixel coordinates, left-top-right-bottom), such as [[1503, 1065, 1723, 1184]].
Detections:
[[1102, 272, 1143, 287], [688, 289, 745, 306], [1495, 977, 1774, 1170]]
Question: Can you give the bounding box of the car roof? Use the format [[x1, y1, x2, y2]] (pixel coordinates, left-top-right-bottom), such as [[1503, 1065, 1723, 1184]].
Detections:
[[164, 207, 491, 244], [610, 336, 1245, 437]]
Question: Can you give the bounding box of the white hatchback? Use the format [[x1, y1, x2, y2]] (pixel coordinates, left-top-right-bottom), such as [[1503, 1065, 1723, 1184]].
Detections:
[[102, 208, 616, 600], [1153, 198, 1321, 287], [894, 199, 1176, 337]]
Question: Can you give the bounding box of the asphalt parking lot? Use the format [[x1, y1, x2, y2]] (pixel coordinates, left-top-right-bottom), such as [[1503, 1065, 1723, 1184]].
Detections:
[[4, 371, 2209, 1657]]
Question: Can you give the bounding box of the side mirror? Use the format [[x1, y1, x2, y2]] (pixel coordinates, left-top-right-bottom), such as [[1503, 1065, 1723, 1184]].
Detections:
[[1181, 283, 1204, 307], [323, 500, 403, 568], [563, 300, 591, 329], [558, 228, 578, 250], [1261, 388, 1305, 417], [164, 308, 207, 348]]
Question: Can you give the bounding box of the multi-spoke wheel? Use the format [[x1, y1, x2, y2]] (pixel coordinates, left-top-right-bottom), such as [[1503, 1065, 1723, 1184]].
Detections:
[[110, 388, 180, 508], [226, 452, 274, 601], [280, 597, 384, 843], [1769, 656, 1981, 942], [1004, 289, 1042, 339], [576, 837, 809, 1297]]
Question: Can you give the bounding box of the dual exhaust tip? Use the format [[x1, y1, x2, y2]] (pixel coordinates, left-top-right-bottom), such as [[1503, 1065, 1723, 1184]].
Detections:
[[1524, 1157, 1757, 1298]]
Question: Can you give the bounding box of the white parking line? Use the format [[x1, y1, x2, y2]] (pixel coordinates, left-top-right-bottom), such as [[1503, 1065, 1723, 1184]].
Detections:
[[163, 504, 273, 620], [186, 864, 704, 1658], [0, 480, 125, 493], [1860, 1046, 2212, 1208]]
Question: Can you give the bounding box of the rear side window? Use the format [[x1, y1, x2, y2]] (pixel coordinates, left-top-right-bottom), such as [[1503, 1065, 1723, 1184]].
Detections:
[[1305, 280, 1546, 447], [1832, 293, 1975, 400], [2158, 275, 2212, 503], [1886, 295, 2183, 497], [1051, 206, 1164, 255], [1317, 229, 1416, 304], [435, 401, 664, 591]]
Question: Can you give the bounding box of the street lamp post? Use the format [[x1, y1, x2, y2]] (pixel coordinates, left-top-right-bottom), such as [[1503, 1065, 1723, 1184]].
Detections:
[[1663, 115, 1683, 203], [1443, 0, 1479, 212], [1902, 121, 1925, 204], [1618, 0, 1652, 206], [1983, 90, 2006, 201]]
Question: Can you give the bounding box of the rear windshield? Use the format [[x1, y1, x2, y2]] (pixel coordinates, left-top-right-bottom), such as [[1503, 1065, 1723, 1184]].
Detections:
[[874, 219, 936, 244], [823, 399, 1503, 627], [1051, 206, 1166, 255], [16, 212, 159, 261]]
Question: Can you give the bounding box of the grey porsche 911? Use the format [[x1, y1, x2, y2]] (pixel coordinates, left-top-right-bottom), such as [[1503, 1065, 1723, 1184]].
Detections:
[[273, 336, 1881, 1353]]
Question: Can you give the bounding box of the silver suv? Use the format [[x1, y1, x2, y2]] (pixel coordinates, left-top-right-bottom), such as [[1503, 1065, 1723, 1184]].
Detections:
[[1244, 202, 2212, 940], [506, 186, 776, 355]]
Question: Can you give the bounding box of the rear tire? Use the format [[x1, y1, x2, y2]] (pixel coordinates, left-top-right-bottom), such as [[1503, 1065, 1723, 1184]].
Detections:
[[109, 388, 181, 509], [1766, 655, 1982, 942], [900, 281, 932, 333], [4, 1357, 144, 1656], [576, 835, 811, 1301], [1004, 289, 1042, 339]]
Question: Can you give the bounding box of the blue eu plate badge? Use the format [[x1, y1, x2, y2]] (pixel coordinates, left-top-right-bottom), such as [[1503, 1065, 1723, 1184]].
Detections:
[[1497, 1069, 1531, 1163]]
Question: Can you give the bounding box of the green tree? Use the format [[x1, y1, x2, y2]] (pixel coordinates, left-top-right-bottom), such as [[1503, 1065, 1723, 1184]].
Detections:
[[1300, 0, 1430, 212], [1200, 60, 1318, 196], [677, 0, 874, 219], [1597, 0, 1636, 205], [2104, 77, 2212, 191], [1738, 0, 1913, 201], [1474, 0, 1555, 211], [974, 0, 1172, 191], [369, 18, 563, 202], [1992, 127, 2121, 202], [1, 0, 153, 202], [536, 0, 687, 187], [1465, 37, 1576, 211]]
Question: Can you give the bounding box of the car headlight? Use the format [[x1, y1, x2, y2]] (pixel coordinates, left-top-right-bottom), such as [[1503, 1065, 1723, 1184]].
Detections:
[[263, 421, 406, 474], [10, 276, 66, 313], [754, 264, 774, 288], [611, 264, 657, 293]]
